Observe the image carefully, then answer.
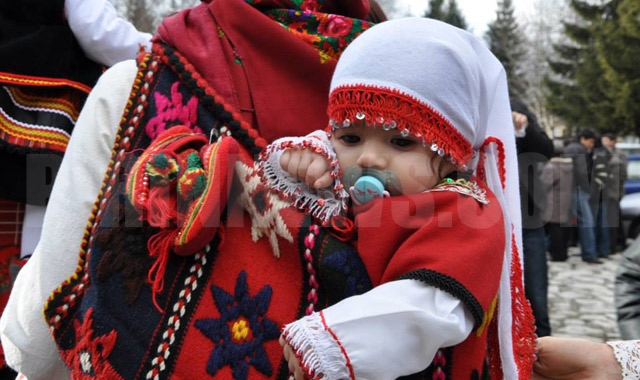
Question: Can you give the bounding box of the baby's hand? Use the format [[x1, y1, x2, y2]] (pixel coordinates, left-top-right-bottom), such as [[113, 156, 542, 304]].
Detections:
[[280, 149, 332, 189], [280, 336, 309, 380]]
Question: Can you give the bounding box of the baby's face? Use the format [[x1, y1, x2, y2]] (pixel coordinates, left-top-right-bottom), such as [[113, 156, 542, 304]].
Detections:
[[331, 124, 454, 196]]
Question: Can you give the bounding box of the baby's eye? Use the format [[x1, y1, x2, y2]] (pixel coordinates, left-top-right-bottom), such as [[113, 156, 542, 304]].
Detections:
[[391, 137, 415, 148], [339, 134, 361, 144]]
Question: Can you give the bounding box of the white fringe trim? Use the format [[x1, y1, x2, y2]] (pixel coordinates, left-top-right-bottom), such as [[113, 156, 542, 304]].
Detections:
[[260, 131, 348, 223], [282, 312, 352, 380]]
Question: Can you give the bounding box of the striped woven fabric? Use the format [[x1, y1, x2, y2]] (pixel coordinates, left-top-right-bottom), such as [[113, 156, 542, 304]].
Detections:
[[0, 199, 23, 249], [0, 85, 82, 154]]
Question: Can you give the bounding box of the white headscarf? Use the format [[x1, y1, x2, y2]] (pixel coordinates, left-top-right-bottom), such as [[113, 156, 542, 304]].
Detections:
[[327, 17, 535, 378]]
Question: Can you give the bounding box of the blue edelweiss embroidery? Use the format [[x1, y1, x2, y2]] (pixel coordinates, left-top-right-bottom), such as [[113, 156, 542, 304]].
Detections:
[[194, 270, 280, 379]]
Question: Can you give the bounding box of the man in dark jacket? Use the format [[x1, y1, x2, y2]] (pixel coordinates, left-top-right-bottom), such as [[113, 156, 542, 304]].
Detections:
[[602, 133, 628, 253], [564, 129, 602, 264], [512, 101, 554, 337], [590, 139, 612, 258]]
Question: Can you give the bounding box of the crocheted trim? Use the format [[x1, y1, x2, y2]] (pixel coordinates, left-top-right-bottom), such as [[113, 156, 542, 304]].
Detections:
[[478, 136, 506, 189], [509, 230, 537, 377], [0, 71, 92, 93], [430, 177, 489, 205], [259, 131, 348, 224], [608, 340, 640, 379], [327, 85, 473, 168], [487, 309, 503, 378], [281, 311, 355, 380]]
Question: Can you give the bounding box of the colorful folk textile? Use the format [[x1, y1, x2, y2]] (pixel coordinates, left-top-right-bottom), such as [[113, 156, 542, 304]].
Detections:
[[44, 40, 508, 379]]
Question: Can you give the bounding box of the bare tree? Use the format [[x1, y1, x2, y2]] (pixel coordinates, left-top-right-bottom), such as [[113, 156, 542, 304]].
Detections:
[[520, 0, 571, 137], [108, 0, 154, 33], [376, 0, 410, 18], [486, 0, 529, 102], [108, 0, 199, 33], [161, 0, 200, 20]]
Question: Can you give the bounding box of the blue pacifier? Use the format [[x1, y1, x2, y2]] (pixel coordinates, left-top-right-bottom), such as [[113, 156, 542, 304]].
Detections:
[[351, 175, 388, 205]]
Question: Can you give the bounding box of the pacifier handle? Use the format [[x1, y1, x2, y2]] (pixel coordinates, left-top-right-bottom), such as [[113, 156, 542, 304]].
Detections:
[[349, 175, 390, 205]]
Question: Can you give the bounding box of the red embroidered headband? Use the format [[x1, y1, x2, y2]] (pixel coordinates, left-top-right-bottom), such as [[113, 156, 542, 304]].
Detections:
[[326, 84, 474, 170]]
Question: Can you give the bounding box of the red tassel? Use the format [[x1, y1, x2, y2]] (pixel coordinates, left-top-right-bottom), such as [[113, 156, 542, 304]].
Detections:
[[147, 228, 178, 312], [146, 186, 178, 228]]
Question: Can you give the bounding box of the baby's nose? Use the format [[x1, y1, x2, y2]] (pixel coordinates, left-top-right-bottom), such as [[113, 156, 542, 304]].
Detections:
[[356, 149, 387, 169]]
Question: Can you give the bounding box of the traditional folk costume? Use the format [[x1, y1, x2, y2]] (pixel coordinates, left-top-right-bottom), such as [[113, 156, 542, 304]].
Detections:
[[258, 18, 537, 379], [3, 0, 376, 379], [1, 4, 535, 380]]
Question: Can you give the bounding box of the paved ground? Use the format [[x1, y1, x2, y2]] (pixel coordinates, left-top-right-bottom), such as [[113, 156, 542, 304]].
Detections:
[[547, 246, 622, 342]]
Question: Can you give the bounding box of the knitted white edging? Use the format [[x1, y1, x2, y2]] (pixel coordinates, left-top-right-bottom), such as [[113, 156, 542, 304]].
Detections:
[[607, 340, 640, 380], [260, 132, 348, 222], [282, 312, 352, 380]]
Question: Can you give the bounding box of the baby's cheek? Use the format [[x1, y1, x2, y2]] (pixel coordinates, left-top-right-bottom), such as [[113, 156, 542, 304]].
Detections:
[[392, 154, 439, 192]]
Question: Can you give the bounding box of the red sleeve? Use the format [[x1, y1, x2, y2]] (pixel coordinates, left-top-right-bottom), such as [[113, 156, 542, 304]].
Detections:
[[353, 190, 505, 327]]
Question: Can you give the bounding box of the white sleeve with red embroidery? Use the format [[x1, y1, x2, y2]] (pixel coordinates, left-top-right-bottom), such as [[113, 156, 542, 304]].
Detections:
[[260, 130, 348, 222], [608, 340, 640, 379], [64, 0, 152, 67], [0, 61, 138, 380], [281, 279, 474, 380]]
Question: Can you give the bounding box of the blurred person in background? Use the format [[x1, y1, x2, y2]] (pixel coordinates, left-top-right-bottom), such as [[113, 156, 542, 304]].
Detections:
[[540, 145, 574, 262], [512, 100, 554, 337], [564, 128, 602, 264], [602, 133, 628, 253], [590, 135, 612, 259]]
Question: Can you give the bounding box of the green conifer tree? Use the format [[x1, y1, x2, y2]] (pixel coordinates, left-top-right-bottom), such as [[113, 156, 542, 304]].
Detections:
[[425, 0, 447, 21], [446, 0, 468, 30], [485, 0, 529, 102], [545, 0, 639, 135], [595, 0, 640, 134], [424, 0, 468, 30]]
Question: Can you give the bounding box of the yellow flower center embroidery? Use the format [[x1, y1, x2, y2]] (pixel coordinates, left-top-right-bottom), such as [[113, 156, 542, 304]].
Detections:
[[231, 318, 251, 343]]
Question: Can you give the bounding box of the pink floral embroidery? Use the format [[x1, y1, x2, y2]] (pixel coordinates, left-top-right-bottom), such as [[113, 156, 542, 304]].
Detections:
[[146, 82, 201, 140], [319, 15, 354, 38], [300, 0, 318, 12]]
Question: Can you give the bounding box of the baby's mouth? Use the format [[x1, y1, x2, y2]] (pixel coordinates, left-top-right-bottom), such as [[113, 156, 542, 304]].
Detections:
[[342, 167, 402, 197]]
